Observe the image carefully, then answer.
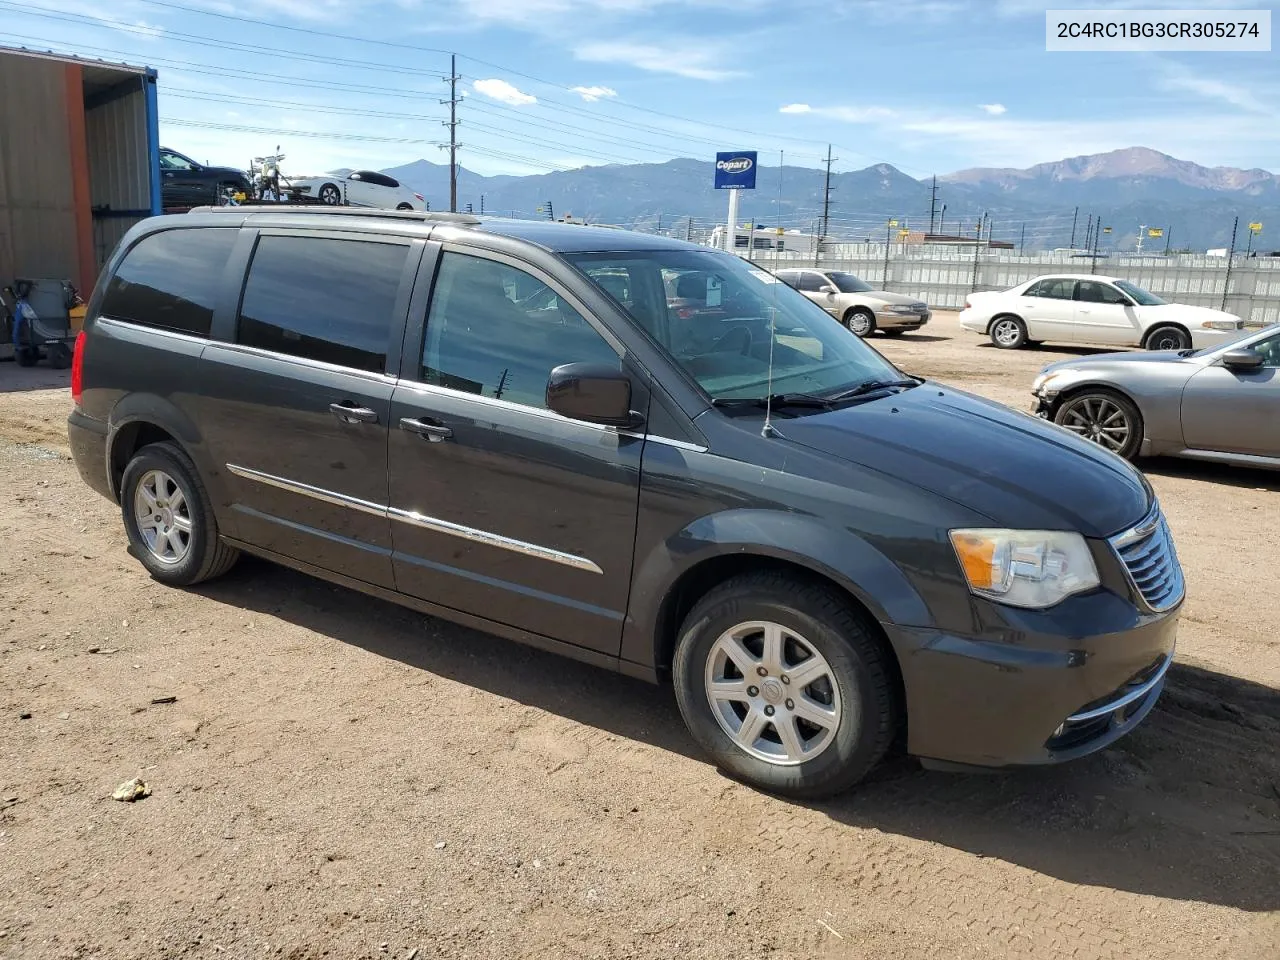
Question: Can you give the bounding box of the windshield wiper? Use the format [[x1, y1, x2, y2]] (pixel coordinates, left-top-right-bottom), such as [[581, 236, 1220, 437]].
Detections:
[[824, 377, 919, 402], [712, 392, 834, 410]]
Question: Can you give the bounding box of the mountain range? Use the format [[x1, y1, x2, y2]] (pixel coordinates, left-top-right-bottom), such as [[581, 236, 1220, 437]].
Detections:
[[373, 147, 1279, 253]]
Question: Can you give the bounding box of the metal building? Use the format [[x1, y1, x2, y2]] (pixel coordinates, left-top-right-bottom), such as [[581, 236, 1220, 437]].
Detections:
[[0, 45, 160, 297]]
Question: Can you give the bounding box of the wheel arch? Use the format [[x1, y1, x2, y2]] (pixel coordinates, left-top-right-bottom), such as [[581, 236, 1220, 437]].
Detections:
[[986, 311, 1024, 334], [105, 395, 213, 503]]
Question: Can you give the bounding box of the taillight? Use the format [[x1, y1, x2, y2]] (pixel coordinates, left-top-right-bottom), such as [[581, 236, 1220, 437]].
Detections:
[[963, 300, 972, 310], [70, 330, 86, 405]]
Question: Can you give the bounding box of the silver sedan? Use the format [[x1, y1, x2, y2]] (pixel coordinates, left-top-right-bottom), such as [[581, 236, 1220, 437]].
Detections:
[[1030, 325, 1280, 469]]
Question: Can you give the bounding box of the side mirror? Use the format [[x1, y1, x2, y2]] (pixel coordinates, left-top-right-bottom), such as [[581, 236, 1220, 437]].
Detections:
[[546, 363, 639, 427], [820, 285, 837, 295], [1222, 348, 1264, 372]]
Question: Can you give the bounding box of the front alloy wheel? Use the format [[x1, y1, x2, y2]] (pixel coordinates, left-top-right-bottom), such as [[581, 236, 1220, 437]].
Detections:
[[672, 572, 900, 798], [1054, 391, 1143, 460], [705, 621, 842, 765]]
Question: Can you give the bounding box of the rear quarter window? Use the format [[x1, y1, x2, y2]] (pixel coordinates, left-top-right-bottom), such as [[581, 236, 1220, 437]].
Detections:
[[99, 228, 237, 337]]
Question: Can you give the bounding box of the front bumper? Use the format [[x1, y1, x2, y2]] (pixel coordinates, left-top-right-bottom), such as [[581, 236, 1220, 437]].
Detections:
[[877, 309, 931, 330], [1190, 327, 1242, 348], [884, 588, 1180, 768]]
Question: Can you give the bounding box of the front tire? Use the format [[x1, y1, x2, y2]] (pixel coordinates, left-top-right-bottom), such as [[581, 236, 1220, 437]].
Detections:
[[844, 308, 876, 338], [318, 183, 342, 205], [120, 442, 239, 586], [990, 315, 1028, 349], [1144, 325, 1190, 351], [396, 203, 413, 211], [672, 572, 900, 799], [1053, 389, 1144, 460]]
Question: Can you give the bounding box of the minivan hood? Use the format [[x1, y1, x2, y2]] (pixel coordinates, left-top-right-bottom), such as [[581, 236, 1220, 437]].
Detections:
[[773, 384, 1149, 538]]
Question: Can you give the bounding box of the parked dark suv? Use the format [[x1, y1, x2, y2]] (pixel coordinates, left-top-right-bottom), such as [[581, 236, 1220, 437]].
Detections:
[[67, 208, 1183, 798]]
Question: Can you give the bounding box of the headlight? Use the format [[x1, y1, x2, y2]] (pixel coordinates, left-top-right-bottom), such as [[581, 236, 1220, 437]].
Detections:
[[1031, 372, 1059, 394], [949, 529, 1100, 609], [1202, 319, 1238, 331]]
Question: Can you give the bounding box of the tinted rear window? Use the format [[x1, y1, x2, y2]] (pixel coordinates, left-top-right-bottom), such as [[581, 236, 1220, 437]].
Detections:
[[100, 228, 237, 336], [236, 235, 408, 373]]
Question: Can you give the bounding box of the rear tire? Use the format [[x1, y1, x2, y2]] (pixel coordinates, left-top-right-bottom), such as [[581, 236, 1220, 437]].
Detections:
[[989, 315, 1028, 349], [881, 329, 906, 337], [1143, 325, 1190, 351], [672, 572, 900, 799], [47, 342, 71, 369], [15, 346, 38, 367], [120, 442, 239, 586], [396, 203, 413, 211], [318, 183, 341, 205]]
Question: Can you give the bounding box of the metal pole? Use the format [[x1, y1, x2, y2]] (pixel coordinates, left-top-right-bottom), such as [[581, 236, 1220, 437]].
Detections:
[[939, 203, 946, 236], [820, 145, 835, 248], [1019, 222, 1025, 255], [1069, 206, 1078, 249], [883, 220, 893, 287], [441, 54, 460, 214], [1222, 216, 1239, 310], [1164, 226, 1171, 256], [970, 214, 984, 292], [725, 188, 740, 253], [928, 175, 938, 234]]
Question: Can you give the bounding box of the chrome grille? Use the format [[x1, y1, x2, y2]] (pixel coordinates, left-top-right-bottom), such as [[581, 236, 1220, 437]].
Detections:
[[1110, 504, 1184, 612]]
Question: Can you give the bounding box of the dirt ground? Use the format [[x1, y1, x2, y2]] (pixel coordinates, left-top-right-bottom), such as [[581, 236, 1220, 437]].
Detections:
[[1, 312, 1277, 960]]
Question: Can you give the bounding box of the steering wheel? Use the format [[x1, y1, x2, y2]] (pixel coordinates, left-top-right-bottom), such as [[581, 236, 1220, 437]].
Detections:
[[713, 325, 753, 356]]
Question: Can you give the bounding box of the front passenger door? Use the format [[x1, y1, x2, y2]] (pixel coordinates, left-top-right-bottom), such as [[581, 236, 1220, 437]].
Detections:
[[387, 247, 646, 655], [1180, 332, 1280, 457], [1074, 280, 1141, 345]]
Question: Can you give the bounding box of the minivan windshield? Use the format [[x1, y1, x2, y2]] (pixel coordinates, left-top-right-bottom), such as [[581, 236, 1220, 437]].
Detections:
[[1113, 280, 1166, 306], [564, 249, 903, 403], [827, 272, 874, 294]]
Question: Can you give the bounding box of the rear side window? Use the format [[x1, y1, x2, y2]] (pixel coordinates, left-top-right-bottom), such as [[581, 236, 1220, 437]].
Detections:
[[100, 228, 236, 336], [236, 235, 408, 373]]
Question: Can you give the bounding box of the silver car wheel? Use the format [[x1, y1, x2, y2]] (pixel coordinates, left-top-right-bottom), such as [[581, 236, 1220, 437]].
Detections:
[[319, 184, 341, 205], [847, 311, 873, 337], [992, 318, 1023, 347], [133, 469, 193, 566], [704, 620, 843, 766], [1059, 396, 1131, 452]]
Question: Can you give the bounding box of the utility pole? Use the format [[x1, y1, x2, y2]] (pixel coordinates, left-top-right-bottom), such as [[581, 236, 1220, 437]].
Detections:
[[686, 216, 693, 242], [479, 194, 485, 215], [938, 203, 947, 236], [928, 174, 939, 234], [656, 213, 663, 234], [1090, 217, 1104, 274], [1163, 226, 1172, 256], [820, 144, 836, 249], [493, 368, 509, 401], [1222, 215, 1239, 310], [883, 218, 895, 287], [1084, 214, 1094, 253], [1019, 222, 1026, 255], [1136, 224, 1146, 256], [441, 53, 461, 213], [970, 212, 987, 292], [1069, 206, 1079, 249]]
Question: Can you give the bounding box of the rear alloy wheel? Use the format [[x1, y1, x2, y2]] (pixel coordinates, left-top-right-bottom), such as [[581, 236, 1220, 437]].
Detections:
[[318, 183, 341, 205], [845, 308, 876, 337], [673, 572, 900, 798], [120, 442, 240, 586], [1144, 325, 1191, 351], [990, 316, 1028, 349], [1054, 390, 1143, 460]]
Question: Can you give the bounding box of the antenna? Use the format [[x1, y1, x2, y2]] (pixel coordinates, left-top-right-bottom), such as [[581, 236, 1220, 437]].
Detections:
[[761, 149, 784, 439]]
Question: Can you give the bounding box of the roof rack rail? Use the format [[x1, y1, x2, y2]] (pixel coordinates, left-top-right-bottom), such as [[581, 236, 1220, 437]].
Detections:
[[186, 206, 483, 226]]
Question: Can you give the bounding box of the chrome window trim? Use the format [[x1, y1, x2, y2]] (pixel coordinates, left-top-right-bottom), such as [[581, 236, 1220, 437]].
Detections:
[[1065, 650, 1173, 723], [225, 463, 602, 574], [97, 316, 212, 347], [207, 339, 395, 383]]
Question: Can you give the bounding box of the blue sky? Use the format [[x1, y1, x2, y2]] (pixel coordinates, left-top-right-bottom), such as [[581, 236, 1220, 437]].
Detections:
[[3, 0, 1278, 179]]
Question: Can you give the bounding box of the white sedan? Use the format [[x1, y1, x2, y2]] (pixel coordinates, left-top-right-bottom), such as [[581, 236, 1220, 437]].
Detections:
[[288, 169, 426, 211], [958, 274, 1244, 351]]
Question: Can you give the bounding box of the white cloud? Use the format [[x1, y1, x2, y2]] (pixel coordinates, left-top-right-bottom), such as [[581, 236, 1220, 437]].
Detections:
[[574, 40, 739, 81], [779, 103, 812, 114], [570, 85, 618, 102], [472, 78, 538, 106], [1155, 64, 1275, 116], [979, 103, 1007, 115], [779, 103, 895, 122]]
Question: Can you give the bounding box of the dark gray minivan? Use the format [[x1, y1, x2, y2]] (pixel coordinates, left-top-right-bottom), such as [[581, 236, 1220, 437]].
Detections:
[[67, 208, 1183, 797]]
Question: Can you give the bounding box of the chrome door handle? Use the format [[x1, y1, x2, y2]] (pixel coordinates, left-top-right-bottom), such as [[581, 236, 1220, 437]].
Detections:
[[329, 402, 379, 424], [400, 417, 452, 442]]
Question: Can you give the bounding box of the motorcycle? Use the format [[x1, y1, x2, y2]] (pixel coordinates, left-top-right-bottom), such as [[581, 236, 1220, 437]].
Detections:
[[250, 147, 288, 202]]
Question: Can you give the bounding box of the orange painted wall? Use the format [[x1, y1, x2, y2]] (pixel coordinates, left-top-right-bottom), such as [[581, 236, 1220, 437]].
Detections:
[[63, 64, 95, 295]]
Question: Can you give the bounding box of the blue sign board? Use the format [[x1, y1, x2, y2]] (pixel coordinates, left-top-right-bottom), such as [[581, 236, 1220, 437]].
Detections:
[[714, 151, 757, 190]]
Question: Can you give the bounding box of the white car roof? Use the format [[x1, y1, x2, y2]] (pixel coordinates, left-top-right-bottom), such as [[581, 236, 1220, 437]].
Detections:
[[1022, 274, 1126, 283]]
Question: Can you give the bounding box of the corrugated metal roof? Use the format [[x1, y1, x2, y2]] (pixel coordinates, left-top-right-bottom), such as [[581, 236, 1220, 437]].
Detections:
[[0, 44, 151, 97]]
